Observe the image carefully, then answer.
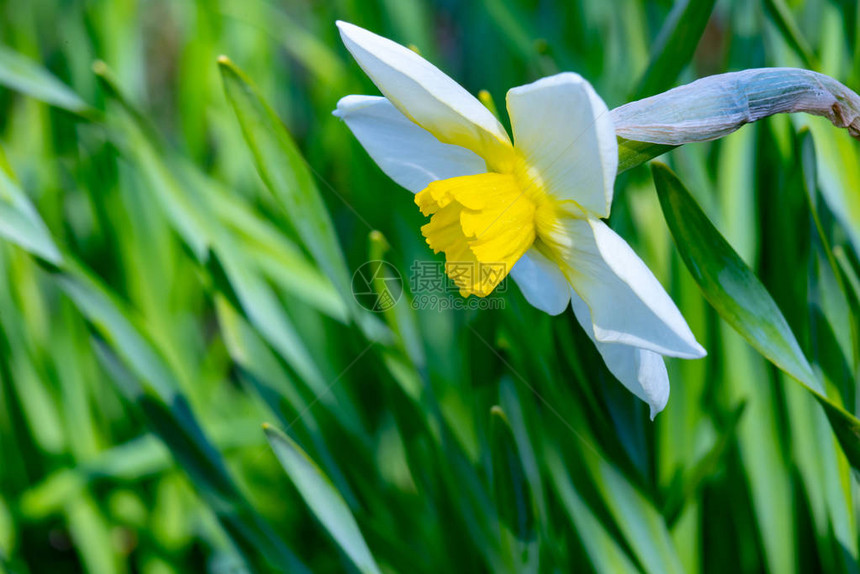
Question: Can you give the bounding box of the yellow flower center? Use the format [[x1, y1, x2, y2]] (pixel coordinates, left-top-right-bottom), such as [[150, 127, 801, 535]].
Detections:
[[415, 161, 563, 297]]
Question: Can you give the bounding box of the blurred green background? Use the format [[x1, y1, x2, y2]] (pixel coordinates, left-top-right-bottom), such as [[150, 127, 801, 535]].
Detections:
[[1, 0, 860, 572]]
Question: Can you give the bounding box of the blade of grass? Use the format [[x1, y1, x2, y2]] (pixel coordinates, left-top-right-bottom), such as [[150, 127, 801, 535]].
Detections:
[[61, 263, 308, 574], [583, 445, 685, 574], [0, 168, 62, 265], [633, 0, 718, 99], [796, 129, 859, 571], [653, 162, 860, 470], [490, 406, 535, 543], [618, 138, 677, 174], [663, 402, 745, 527], [763, 0, 817, 69], [0, 178, 306, 571], [217, 57, 353, 313], [801, 116, 860, 279], [489, 406, 537, 572], [545, 446, 641, 574], [0, 45, 96, 118], [93, 62, 359, 425], [65, 495, 122, 574], [264, 424, 382, 574], [218, 0, 347, 90], [216, 295, 362, 506]]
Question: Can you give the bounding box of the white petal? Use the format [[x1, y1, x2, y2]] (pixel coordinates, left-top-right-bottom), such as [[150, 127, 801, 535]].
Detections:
[[506, 73, 617, 218], [334, 95, 486, 193], [509, 248, 570, 315], [556, 218, 706, 359], [336, 21, 513, 163], [570, 290, 670, 418]]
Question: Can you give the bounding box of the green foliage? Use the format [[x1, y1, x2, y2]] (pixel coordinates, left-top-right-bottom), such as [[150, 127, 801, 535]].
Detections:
[[653, 162, 860, 470], [264, 424, 380, 574], [0, 1, 859, 573], [633, 0, 718, 98]]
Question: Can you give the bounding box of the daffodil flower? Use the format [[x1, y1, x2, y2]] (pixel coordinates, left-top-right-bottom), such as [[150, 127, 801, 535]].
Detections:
[[333, 21, 705, 416]]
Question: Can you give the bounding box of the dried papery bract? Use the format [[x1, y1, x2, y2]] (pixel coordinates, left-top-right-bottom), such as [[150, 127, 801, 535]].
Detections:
[[613, 68, 860, 145]]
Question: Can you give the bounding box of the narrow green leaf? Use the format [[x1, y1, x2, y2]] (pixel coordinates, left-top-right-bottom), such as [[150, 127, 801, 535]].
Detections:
[[216, 295, 361, 508], [211, 188, 348, 323], [796, 130, 859, 570], [835, 246, 860, 308], [490, 406, 535, 543], [799, 128, 843, 288], [785, 377, 857, 573], [218, 0, 347, 89], [217, 56, 352, 309], [618, 137, 676, 174], [264, 424, 381, 574], [0, 45, 95, 117], [94, 60, 211, 261], [763, 0, 817, 69], [213, 240, 358, 425], [0, 168, 62, 265], [584, 447, 685, 574], [94, 61, 354, 416], [652, 162, 860, 470], [490, 405, 538, 572], [65, 496, 121, 574], [663, 402, 746, 527], [633, 0, 718, 99], [545, 448, 640, 574], [0, 144, 10, 177], [91, 60, 157, 140], [59, 265, 308, 573], [714, 127, 797, 574], [654, 162, 815, 385], [803, 117, 860, 262], [366, 230, 425, 400], [800, 127, 858, 383], [0, 206, 305, 573], [0, 497, 12, 563]]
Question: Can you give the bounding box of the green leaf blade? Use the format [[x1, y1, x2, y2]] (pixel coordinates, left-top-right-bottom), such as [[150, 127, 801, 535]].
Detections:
[[633, 0, 718, 99], [490, 406, 536, 543], [264, 424, 381, 574], [652, 161, 860, 470], [0, 169, 62, 265], [217, 57, 353, 310], [0, 45, 95, 117], [652, 162, 817, 388]]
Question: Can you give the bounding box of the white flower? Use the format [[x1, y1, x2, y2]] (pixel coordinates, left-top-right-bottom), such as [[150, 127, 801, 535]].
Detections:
[[333, 21, 705, 417]]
